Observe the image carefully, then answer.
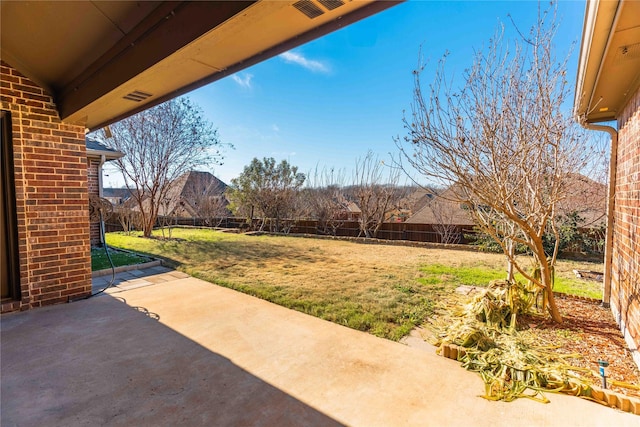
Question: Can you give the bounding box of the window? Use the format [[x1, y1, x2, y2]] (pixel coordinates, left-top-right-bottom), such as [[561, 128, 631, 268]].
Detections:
[[1, 110, 20, 300]]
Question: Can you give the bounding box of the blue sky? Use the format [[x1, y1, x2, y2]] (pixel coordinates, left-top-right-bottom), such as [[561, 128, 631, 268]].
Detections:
[[102, 1, 587, 188]]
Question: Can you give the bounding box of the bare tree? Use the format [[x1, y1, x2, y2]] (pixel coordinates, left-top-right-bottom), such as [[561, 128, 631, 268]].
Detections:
[[428, 195, 462, 244], [197, 196, 229, 227], [179, 171, 229, 227], [158, 194, 178, 239], [114, 206, 142, 235], [352, 151, 405, 238], [98, 97, 224, 237], [302, 166, 347, 235], [396, 6, 599, 322]]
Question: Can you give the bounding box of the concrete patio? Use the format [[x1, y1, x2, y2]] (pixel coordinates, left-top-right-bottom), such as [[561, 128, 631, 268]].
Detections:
[[1, 267, 637, 426]]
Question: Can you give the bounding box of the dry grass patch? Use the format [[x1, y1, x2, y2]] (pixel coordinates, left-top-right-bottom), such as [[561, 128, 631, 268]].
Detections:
[[106, 228, 603, 340]]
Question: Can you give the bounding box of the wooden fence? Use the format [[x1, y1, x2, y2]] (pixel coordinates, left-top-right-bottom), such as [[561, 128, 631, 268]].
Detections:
[[104, 215, 605, 258], [105, 216, 475, 245]]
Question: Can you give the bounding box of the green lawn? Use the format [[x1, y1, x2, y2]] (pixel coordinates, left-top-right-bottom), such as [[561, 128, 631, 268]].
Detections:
[[91, 246, 151, 271], [418, 264, 603, 299], [105, 228, 604, 340]]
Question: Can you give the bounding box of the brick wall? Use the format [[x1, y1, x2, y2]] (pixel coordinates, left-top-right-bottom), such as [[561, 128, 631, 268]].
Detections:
[[87, 157, 101, 246], [1, 61, 92, 312], [611, 86, 640, 367]]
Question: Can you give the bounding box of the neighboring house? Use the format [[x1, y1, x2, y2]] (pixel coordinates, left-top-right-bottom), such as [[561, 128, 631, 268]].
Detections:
[[340, 201, 362, 221], [329, 198, 361, 221], [405, 185, 475, 227], [125, 170, 229, 221], [556, 173, 607, 228], [389, 187, 435, 222], [574, 1, 640, 366], [86, 138, 124, 246], [574, 0, 640, 367], [385, 208, 411, 223], [157, 170, 228, 218], [406, 176, 607, 228], [102, 188, 134, 207], [401, 187, 435, 216], [1, 1, 396, 312]]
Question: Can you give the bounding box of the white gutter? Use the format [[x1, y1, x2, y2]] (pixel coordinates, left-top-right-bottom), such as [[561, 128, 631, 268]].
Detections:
[[586, 1, 623, 117], [574, 0, 622, 121], [574, 0, 623, 307], [86, 148, 124, 161]]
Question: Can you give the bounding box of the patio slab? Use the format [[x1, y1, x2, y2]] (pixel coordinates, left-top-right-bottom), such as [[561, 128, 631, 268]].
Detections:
[[1, 269, 638, 426], [91, 266, 174, 293]]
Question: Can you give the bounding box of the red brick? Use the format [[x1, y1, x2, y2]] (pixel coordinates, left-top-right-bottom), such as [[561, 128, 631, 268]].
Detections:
[[61, 288, 85, 297], [52, 129, 80, 138], [610, 86, 640, 361], [13, 84, 44, 96], [2, 57, 96, 313]]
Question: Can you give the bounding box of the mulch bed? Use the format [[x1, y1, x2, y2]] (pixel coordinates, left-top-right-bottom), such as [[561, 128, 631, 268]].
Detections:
[[521, 295, 640, 398]]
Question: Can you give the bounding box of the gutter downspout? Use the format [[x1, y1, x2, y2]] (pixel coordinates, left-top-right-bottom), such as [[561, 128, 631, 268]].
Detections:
[[581, 123, 617, 308], [98, 154, 106, 245]]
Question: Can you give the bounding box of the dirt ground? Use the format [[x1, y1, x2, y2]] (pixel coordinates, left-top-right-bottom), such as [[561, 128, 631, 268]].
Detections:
[[523, 295, 640, 398]]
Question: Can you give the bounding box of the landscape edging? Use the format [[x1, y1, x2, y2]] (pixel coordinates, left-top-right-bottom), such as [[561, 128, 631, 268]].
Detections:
[[92, 245, 162, 279], [438, 342, 640, 415]]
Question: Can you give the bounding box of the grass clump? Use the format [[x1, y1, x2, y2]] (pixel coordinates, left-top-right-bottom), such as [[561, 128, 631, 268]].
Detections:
[[419, 264, 602, 299], [419, 264, 505, 287], [91, 246, 150, 271]]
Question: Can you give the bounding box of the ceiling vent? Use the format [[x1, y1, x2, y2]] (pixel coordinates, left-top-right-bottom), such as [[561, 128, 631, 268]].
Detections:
[[123, 90, 152, 102], [614, 43, 640, 63], [317, 0, 344, 11], [292, 0, 325, 19]]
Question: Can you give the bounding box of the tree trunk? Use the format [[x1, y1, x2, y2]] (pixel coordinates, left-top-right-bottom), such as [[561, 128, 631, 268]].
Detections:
[[506, 239, 515, 282], [142, 216, 154, 238], [540, 258, 562, 323], [530, 234, 563, 323]]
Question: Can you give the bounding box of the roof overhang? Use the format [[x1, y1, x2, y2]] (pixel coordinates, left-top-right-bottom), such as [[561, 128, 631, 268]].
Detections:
[[574, 0, 640, 123], [86, 137, 125, 161], [1, 1, 401, 131], [86, 148, 124, 162]]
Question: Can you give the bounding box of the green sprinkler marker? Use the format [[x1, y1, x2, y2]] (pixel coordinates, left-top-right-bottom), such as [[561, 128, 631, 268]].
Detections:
[[598, 360, 609, 389]]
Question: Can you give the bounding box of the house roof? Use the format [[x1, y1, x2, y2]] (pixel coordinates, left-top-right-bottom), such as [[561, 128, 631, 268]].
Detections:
[[405, 197, 475, 226], [159, 171, 228, 216], [405, 175, 607, 228], [344, 201, 361, 214], [1, 1, 401, 131], [86, 137, 124, 161], [102, 187, 134, 201], [399, 188, 435, 214], [556, 173, 607, 227], [574, 0, 640, 123]]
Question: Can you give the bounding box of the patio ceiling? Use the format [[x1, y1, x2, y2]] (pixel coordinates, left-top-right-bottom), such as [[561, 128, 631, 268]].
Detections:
[[575, 0, 640, 123], [1, 0, 401, 131]]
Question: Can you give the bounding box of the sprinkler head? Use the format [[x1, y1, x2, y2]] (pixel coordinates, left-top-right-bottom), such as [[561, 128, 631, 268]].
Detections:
[[598, 360, 609, 389]]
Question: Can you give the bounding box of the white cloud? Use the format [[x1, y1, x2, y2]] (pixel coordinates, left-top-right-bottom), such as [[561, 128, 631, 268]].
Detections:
[[231, 73, 253, 88], [271, 151, 297, 158], [279, 51, 329, 73]]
